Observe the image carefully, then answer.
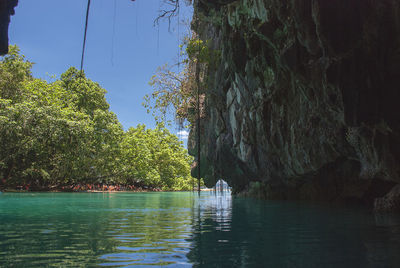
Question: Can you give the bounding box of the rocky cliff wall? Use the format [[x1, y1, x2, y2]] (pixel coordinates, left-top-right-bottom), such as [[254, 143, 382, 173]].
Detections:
[[189, 0, 400, 211]]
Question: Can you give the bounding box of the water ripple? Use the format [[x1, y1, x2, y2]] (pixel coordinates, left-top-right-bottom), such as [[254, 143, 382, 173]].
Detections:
[[1, 192, 400, 267]]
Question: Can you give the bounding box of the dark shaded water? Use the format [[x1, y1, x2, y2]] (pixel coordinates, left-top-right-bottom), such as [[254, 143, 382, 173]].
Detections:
[[0, 191, 399, 267]]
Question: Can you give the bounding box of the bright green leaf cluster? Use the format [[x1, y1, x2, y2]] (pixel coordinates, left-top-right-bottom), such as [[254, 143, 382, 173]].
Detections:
[[120, 123, 195, 190], [0, 45, 194, 191], [185, 38, 220, 65]]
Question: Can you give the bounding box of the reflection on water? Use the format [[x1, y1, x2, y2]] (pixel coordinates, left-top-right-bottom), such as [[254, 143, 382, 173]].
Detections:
[[0, 191, 400, 267], [0, 192, 195, 267], [188, 193, 400, 267]]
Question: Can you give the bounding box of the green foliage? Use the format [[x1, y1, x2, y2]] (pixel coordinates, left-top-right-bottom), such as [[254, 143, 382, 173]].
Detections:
[[120, 123, 195, 190], [185, 38, 221, 66], [186, 39, 210, 63], [0, 45, 33, 101], [0, 45, 193, 191], [144, 64, 194, 126], [144, 35, 220, 128]]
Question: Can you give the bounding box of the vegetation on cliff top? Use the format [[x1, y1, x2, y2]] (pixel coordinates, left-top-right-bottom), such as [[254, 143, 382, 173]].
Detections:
[[0, 45, 195, 191], [143, 33, 216, 128]]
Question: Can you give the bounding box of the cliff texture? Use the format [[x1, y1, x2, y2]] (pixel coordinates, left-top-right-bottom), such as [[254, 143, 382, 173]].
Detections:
[[189, 0, 400, 211]]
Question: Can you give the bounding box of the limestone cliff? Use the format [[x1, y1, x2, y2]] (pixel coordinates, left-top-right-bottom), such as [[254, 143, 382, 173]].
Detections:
[[188, 0, 400, 211], [0, 0, 18, 55]]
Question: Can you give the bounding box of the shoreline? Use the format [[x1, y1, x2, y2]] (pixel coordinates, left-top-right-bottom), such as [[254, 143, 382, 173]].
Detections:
[[0, 188, 213, 193], [0, 184, 161, 193], [0, 188, 209, 193]]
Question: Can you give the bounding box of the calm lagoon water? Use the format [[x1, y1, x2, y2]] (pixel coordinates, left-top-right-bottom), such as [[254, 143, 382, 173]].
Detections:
[[0, 191, 400, 267]]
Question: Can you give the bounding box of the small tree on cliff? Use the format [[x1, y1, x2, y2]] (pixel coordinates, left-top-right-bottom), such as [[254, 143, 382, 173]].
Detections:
[[143, 32, 215, 128]]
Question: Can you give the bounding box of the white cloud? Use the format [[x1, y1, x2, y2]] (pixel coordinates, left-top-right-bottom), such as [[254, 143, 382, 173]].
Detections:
[[177, 130, 189, 140]]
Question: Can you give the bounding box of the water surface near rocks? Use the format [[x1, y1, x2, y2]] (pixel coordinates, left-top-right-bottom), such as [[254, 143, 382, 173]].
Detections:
[[0, 192, 399, 267]]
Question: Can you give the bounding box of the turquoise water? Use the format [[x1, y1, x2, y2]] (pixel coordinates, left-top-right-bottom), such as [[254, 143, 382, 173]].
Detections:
[[0, 192, 400, 267]]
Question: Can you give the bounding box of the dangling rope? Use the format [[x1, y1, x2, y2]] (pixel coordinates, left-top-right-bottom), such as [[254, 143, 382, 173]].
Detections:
[[157, 0, 161, 56], [80, 0, 92, 72], [135, 1, 139, 36], [195, 0, 201, 195], [177, 2, 180, 71], [111, 0, 117, 66]]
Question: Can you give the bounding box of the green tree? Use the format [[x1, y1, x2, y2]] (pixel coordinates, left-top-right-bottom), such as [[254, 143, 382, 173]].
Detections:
[[0, 45, 194, 191], [120, 123, 194, 190], [0, 45, 32, 101]]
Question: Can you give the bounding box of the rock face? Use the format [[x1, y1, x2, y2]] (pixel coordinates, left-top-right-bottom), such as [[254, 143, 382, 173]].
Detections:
[[0, 0, 18, 55], [189, 0, 400, 211], [374, 184, 400, 212]]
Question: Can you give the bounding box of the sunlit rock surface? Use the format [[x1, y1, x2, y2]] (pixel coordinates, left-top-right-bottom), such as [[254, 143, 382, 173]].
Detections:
[[188, 0, 400, 211]]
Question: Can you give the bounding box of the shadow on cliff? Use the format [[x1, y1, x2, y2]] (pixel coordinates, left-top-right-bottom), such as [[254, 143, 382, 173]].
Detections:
[[187, 0, 400, 212]]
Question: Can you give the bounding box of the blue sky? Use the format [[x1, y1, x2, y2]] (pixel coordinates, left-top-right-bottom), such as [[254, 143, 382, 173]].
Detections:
[[9, 0, 192, 140]]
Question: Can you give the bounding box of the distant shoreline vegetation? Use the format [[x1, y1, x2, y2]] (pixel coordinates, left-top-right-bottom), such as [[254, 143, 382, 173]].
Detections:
[[0, 45, 197, 192], [1, 183, 183, 193]]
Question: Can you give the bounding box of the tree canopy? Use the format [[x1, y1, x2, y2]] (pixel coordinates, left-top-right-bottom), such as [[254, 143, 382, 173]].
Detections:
[[0, 45, 195, 191]]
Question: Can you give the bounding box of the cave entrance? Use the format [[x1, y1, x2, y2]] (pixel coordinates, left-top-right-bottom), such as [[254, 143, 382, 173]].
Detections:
[[212, 179, 231, 193]]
